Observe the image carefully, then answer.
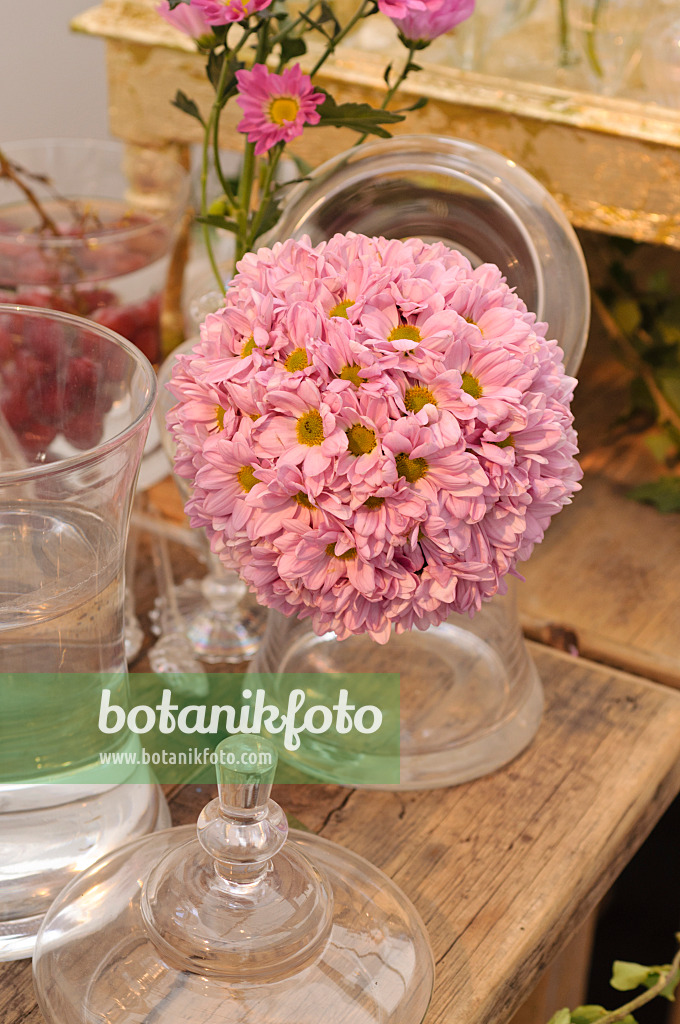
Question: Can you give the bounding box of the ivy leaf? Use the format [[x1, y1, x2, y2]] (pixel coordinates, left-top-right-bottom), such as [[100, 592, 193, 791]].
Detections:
[[628, 477, 680, 514], [279, 36, 307, 62], [570, 1006, 636, 1024], [547, 1009, 572, 1024], [611, 961, 678, 1001], [315, 93, 405, 137], [171, 90, 204, 126]]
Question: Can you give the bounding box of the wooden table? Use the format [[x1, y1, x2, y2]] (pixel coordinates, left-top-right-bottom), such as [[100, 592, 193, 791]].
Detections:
[[3, 274, 680, 1022]]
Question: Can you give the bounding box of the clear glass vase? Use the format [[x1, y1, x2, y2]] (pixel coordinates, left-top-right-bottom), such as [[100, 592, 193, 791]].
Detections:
[[0, 305, 170, 960], [250, 580, 543, 789], [0, 138, 190, 492]]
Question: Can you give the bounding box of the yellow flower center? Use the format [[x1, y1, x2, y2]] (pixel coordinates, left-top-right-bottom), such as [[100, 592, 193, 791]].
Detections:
[[215, 406, 225, 431], [363, 496, 385, 509], [395, 452, 428, 483], [237, 465, 258, 492], [296, 409, 324, 446], [404, 385, 437, 413], [269, 96, 300, 126], [496, 434, 515, 449], [461, 371, 483, 399], [346, 423, 377, 457], [285, 348, 309, 372], [241, 335, 255, 358], [388, 324, 422, 345], [329, 299, 354, 319], [339, 363, 364, 387], [325, 543, 357, 560], [295, 491, 314, 509]]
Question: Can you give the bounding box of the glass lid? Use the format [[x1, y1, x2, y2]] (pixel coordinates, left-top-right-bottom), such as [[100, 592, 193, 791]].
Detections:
[[33, 735, 434, 1023]]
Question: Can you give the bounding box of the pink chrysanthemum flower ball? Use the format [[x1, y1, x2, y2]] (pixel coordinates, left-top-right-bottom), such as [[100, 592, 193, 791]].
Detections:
[[168, 232, 582, 644], [235, 64, 325, 156]]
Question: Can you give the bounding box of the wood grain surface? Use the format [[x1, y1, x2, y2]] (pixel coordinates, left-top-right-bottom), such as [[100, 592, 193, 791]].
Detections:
[[3, 647, 680, 1024]]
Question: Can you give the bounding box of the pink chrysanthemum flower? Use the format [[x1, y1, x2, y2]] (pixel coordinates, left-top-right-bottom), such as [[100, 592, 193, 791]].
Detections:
[[235, 64, 325, 156], [168, 232, 581, 643], [192, 0, 272, 25]]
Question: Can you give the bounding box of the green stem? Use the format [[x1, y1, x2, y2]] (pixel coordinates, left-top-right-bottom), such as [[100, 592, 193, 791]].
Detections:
[[247, 144, 284, 248], [355, 40, 417, 145], [593, 944, 680, 1024], [557, 0, 570, 66], [585, 0, 605, 77], [309, 0, 375, 76], [232, 18, 270, 265], [235, 141, 257, 264], [270, 0, 320, 49]]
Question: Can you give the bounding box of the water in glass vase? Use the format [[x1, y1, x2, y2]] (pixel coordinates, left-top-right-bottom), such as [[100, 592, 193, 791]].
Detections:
[[0, 503, 127, 781]]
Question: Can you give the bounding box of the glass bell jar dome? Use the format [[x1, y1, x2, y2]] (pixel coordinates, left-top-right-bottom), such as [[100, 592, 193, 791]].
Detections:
[[33, 735, 435, 1024], [272, 134, 589, 376]]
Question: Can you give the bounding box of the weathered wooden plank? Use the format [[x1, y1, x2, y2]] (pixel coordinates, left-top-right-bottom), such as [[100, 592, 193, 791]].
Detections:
[[3, 647, 680, 1023], [315, 646, 680, 1024]]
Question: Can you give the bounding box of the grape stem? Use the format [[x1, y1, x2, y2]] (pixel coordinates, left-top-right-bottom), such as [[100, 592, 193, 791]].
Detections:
[[0, 149, 62, 236]]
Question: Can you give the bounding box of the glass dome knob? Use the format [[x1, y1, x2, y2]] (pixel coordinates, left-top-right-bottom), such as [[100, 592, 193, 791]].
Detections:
[[141, 735, 334, 979]]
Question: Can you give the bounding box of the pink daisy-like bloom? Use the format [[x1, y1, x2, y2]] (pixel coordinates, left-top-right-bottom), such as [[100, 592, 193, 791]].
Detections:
[[168, 231, 581, 643], [391, 0, 475, 42], [192, 0, 272, 25], [235, 64, 325, 156], [156, 1, 214, 40]]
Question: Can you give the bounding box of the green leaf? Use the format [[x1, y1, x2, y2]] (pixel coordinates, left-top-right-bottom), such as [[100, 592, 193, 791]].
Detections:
[[611, 961, 678, 1002], [628, 477, 680, 514], [383, 61, 393, 86], [171, 90, 204, 125], [570, 1006, 636, 1024], [612, 297, 642, 335], [395, 96, 428, 113], [167, 0, 190, 8], [611, 962, 658, 991], [250, 196, 282, 243], [646, 269, 670, 295], [291, 153, 313, 176], [317, 0, 340, 28], [195, 214, 239, 232], [547, 1009, 571, 1024], [315, 93, 405, 137], [279, 35, 307, 62], [657, 369, 680, 416], [644, 427, 677, 463]]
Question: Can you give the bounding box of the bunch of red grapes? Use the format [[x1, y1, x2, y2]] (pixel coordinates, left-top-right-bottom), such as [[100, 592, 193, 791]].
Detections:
[[0, 306, 130, 461], [0, 211, 172, 365]]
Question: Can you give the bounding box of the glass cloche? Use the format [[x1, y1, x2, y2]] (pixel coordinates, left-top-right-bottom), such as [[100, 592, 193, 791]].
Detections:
[[33, 735, 434, 1023]]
